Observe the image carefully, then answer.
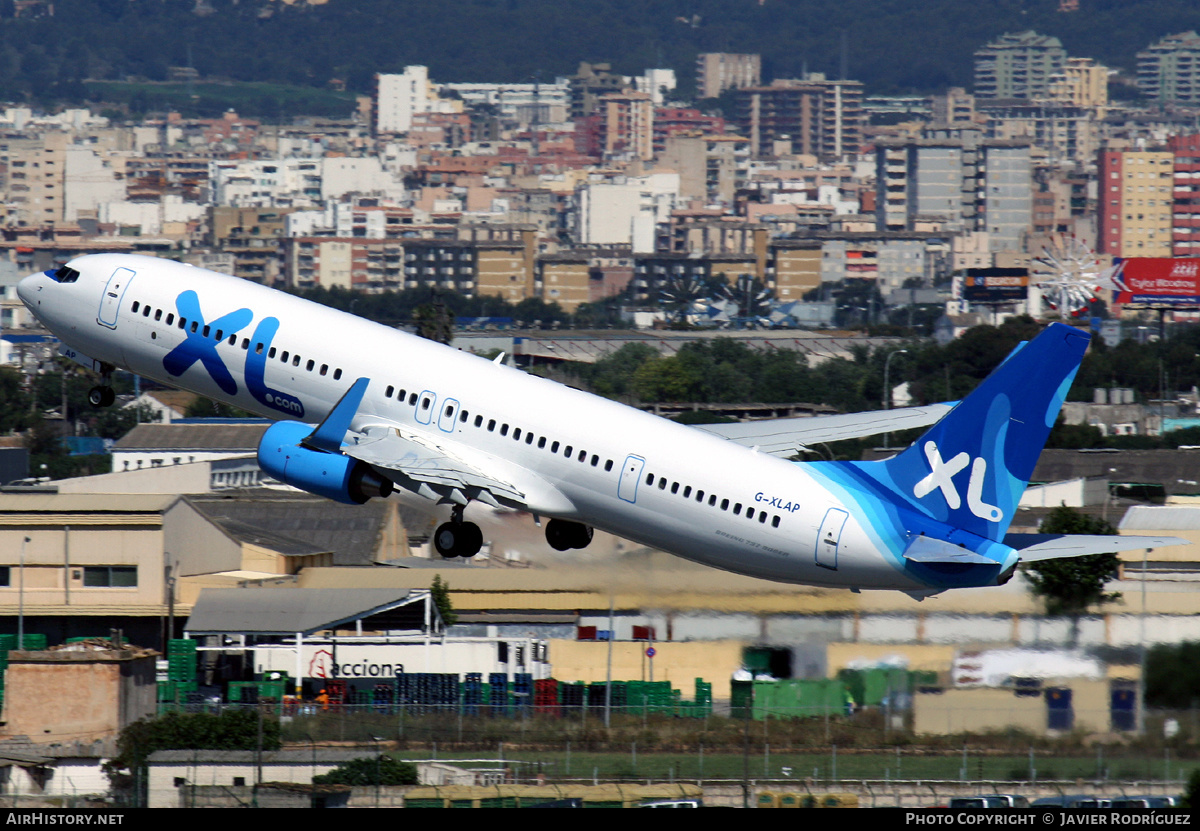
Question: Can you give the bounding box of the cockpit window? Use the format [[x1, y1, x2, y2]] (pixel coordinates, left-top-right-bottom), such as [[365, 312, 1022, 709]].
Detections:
[[48, 266, 80, 284]]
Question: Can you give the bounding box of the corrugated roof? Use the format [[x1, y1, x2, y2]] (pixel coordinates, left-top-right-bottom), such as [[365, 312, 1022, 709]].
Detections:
[[186, 492, 392, 566], [1121, 505, 1200, 531], [0, 493, 178, 513], [113, 423, 269, 451], [185, 587, 431, 635]]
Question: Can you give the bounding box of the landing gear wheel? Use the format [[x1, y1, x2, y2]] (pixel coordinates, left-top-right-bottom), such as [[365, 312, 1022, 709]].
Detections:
[[434, 521, 483, 558], [88, 386, 115, 408], [546, 519, 593, 551]]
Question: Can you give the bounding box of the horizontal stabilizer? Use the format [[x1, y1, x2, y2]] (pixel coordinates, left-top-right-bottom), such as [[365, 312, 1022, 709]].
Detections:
[[1006, 533, 1188, 562], [902, 535, 997, 565]]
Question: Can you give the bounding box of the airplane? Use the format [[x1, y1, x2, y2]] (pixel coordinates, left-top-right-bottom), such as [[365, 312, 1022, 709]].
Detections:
[[16, 253, 1185, 598]]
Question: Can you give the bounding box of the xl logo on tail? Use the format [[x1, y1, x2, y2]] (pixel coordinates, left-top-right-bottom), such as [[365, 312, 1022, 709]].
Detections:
[[912, 441, 1002, 521]]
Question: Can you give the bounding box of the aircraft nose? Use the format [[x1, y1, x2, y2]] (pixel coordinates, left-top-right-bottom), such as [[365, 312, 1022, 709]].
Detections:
[[16, 271, 45, 308]]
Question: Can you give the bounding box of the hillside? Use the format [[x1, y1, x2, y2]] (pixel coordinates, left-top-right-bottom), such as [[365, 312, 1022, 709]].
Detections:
[[1, 0, 1197, 107]]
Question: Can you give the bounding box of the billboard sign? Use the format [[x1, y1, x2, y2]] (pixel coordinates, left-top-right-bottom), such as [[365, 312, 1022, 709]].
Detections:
[[963, 268, 1028, 302], [1111, 258, 1200, 307]]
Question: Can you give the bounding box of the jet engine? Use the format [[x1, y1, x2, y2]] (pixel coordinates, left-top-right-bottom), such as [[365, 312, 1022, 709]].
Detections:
[[257, 421, 393, 505]]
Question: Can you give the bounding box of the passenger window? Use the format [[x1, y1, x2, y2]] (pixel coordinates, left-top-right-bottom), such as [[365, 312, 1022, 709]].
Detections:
[[190, 321, 199, 333], [759, 513, 767, 524], [178, 317, 186, 329], [551, 441, 560, 453], [131, 301, 140, 313], [203, 325, 210, 337], [590, 454, 598, 466], [228, 335, 236, 346], [746, 509, 754, 520], [500, 424, 509, 436], [696, 490, 704, 502], [604, 460, 612, 472], [720, 499, 729, 510], [445, 405, 455, 418], [538, 437, 546, 449], [734, 503, 742, 515], [422, 398, 431, 410], [683, 486, 691, 498], [293, 355, 301, 366], [513, 428, 522, 440], [268, 347, 277, 359], [565, 445, 573, 457], [215, 330, 223, 341], [646, 474, 654, 486], [659, 479, 667, 490], [460, 411, 469, 423], [386, 385, 395, 398], [671, 482, 679, 494], [408, 393, 417, 405], [526, 434, 535, 445], [333, 369, 342, 380], [155, 310, 162, 322], [167, 314, 175, 326], [578, 450, 586, 462], [772, 516, 780, 528], [320, 364, 328, 376], [281, 350, 289, 362], [475, 415, 483, 427], [487, 419, 496, 432], [306, 359, 314, 370]]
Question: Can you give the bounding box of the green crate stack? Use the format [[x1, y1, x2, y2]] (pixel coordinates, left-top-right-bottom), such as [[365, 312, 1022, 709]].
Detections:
[[15, 634, 45, 651], [167, 639, 197, 683]]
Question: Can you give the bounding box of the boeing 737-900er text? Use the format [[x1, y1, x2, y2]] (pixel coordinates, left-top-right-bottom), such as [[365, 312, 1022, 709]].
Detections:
[[16, 254, 1184, 598]]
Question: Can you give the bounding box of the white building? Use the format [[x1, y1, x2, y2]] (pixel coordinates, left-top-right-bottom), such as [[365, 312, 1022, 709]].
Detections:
[[376, 66, 431, 134], [575, 172, 679, 251]]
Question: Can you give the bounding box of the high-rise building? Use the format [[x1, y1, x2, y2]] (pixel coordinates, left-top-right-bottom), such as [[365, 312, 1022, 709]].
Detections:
[[568, 62, 627, 120], [597, 91, 654, 161], [974, 31, 1067, 99], [735, 76, 863, 162], [376, 66, 431, 134], [1138, 31, 1200, 105], [695, 53, 761, 100], [1097, 149, 1174, 258], [1047, 57, 1108, 109], [1169, 135, 1200, 257], [875, 138, 1032, 253]]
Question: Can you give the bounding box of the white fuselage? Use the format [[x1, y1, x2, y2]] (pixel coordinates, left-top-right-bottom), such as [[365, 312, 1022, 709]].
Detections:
[[18, 253, 926, 591]]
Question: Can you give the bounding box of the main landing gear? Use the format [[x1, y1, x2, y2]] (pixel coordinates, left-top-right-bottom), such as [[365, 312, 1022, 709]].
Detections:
[[87, 366, 116, 408], [545, 519, 593, 551], [433, 504, 483, 558]]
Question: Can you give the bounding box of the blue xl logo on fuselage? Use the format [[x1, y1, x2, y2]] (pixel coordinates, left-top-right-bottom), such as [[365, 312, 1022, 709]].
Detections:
[[162, 290, 305, 418]]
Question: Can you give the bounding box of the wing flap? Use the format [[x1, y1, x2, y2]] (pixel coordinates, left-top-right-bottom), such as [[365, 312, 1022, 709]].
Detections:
[[693, 403, 954, 457], [344, 424, 526, 506]]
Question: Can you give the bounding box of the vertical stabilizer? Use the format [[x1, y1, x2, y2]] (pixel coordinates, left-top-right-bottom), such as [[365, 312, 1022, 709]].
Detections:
[[858, 322, 1090, 541]]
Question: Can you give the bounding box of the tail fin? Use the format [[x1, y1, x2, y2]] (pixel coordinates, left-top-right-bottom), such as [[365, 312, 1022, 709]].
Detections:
[[863, 322, 1090, 541]]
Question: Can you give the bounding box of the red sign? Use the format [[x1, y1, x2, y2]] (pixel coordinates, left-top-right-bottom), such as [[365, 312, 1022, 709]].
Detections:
[[1112, 258, 1200, 306]]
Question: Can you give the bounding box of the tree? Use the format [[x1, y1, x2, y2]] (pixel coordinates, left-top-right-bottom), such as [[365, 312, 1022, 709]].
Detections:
[[431, 574, 457, 626], [1022, 506, 1122, 617], [413, 293, 453, 345], [313, 756, 417, 786]]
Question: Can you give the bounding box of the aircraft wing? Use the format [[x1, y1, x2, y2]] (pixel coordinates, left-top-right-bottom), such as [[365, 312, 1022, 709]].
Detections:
[[344, 423, 526, 509], [692, 403, 954, 457], [1005, 533, 1189, 561]]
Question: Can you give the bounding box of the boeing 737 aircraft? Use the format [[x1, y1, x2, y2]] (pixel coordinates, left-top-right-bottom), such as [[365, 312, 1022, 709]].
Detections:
[[16, 254, 1184, 598]]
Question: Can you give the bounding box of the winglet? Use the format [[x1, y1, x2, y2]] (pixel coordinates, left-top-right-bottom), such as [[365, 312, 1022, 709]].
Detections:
[[304, 377, 370, 452]]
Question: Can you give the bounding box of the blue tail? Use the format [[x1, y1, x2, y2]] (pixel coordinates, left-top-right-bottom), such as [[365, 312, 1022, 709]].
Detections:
[[860, 322, 1090, 541]]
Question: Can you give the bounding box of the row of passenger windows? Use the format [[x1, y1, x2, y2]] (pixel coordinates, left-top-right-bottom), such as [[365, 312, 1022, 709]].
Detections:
[[130, 300, 345, 380], [643, 472, 782, 529]]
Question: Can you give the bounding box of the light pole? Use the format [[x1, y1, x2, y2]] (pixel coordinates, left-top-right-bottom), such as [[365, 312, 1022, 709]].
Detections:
[[882, 349, 908, 451]]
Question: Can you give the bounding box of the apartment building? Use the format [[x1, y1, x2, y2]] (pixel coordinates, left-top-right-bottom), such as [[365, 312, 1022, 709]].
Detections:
[[1097, 149, 1174, 258], [376, 66, 432, 134], [735, 76, 863, 162], [974, 31, 1067, 100], [1169, 134, 1200, 257], [695, 53, 761, 100], [1137, 31, 1200, 105]]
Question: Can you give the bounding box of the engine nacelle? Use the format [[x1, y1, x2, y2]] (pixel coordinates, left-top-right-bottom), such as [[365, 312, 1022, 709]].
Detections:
[[257, 421, 393, 505]]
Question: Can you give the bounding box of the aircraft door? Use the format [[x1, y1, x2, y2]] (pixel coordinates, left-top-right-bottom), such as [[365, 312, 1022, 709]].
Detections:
[[618, 455, 645, 503], [98, 267, 135, 329], [815, 507, 849, 570], [415, 390, 437, 425], [437, 398, 460, 433]]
